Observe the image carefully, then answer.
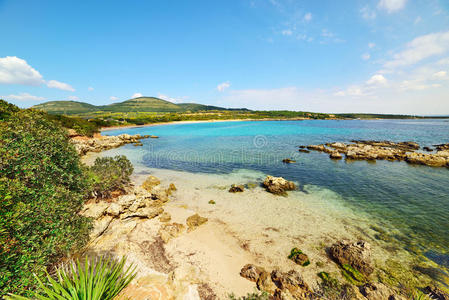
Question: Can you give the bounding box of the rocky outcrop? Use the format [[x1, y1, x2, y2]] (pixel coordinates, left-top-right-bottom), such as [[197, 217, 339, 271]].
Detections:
[[142, 175, 161, 192], [71, 134, 150, 155], [302, 140, 449, 168], [263, 176, 296, 195], [240, 264, 267, 282], [186, 214, 208, 232], [329, 240, 374, 276], [228, 184, 244, 193]]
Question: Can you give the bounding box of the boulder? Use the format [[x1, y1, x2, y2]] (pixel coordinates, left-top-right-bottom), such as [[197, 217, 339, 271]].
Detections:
[[282, 159, 296, 164], [257, 271, 277, 294], [142, 175, 161, 191], [423, 146, 434, 152], [229, 184, 245, 193], [158, 212, 172, 222], [307, 144, 326, 151], [117, 194, 138, 209], [263, 176, 296, 195], [186, 214, 208, 231], [329, 151, 342, 159], [298, 149, 310, 153], [240, 264, 267, 282], [106, 203, 122, 217], [270, 270, 310, 299], [288, 248, 310, 266], [121, 206, 163, 220], [329, 240, 374, 276]]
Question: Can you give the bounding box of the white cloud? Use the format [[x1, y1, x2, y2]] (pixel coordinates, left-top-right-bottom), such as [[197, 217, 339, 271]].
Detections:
[[2, 92, 45, 101], [217, 81, 231, 92], [157, 93, 186, 103], [0, 56, 44, 86], [334, 86, 365, 97], [366, 74, 388, 85], [378, 0, 407, 13], [433, 71, 448, 80], [414, 16, 422, 24], [110, 96, 119, 101], [361, 6, 376, 19], [46, 80, 75, 92], [67, 96, 79, 101], [362, 53, 371, 60], [281, 29, 293, 36], [399, 80, 441, 91], [88, 86, 94, 91], [368, 43, 376, 48], [384, 31, 449, 69], [438, 57, 449, 65], [303, 12, 312, 22], [132, 93, 143, 98], [321, 29, 334, 38]]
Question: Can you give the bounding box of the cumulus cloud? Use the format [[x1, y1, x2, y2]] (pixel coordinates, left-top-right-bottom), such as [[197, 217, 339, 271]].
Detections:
[[2, 92, 45, 101], [366, 74, 388, 85], [362, 53, 371, 60], [88, 86, 94, 91], [132, 93, 143, 98], [384, 31, 449, 69], [378, 0, 407, 13], [303, 12, 312, 22], [46, 80, 75, 92], [0, 56, 44, 85], [157, 93, 186, 103], [334, 86, 365, 97], [217, 81, 231, 92], [67, 96, 79, 101], [110, 96, 119, 101]]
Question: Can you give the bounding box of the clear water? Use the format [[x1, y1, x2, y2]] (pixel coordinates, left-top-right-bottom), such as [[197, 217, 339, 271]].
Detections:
[[103, 119, 449, 270]]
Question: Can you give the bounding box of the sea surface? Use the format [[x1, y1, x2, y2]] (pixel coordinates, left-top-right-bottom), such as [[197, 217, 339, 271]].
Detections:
[[103, 119, 449, 273]]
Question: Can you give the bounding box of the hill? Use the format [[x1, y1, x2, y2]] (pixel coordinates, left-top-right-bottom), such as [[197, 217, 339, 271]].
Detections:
[[32, 97, 243, 115], [32, 101, 98, 114]]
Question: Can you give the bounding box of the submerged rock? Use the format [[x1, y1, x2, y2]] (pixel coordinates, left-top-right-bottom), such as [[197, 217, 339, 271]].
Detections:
[[263, 176, 296, 195], [186, 214, 208, 231], [329, 240, 374, 276], [282, 158, 296, 163], [229, 184, 245, 193], [360, 282, 398, 300], [298, 149, 310, 153]]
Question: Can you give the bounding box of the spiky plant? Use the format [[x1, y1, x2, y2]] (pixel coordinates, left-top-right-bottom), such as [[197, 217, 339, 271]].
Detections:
[[7, 256, 136, 300]]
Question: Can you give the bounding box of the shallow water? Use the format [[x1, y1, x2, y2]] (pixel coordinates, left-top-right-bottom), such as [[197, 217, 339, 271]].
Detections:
[[103, 119, 449, 272]]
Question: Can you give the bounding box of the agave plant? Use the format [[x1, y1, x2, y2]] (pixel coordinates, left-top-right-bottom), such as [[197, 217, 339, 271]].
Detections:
[[7, 256, 136, 300]]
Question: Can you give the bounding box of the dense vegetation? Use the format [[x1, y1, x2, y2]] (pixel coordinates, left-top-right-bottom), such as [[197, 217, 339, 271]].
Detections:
[[0, 100, 134, 296]]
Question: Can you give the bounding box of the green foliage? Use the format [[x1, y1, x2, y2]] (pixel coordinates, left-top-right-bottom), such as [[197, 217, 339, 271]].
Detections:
[[0, 105, 91, 296], [7, 256, 137, 300], [44, 114, 100, 137], [288, 247, 310, 266], [341, 264, 365, 285], [228, 289, 270, 300], [317, 271, 357, 300], [87, 156, 134, 198]]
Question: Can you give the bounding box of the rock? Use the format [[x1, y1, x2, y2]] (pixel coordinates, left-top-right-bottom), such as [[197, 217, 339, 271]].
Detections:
[[150, 135, 159, 138], [141, 175, 161, 191], [435, 143, 449, 151], [159, 222, 186, 243], [90, 215, 113, 239], [360, 282, 397, 300], [270, 270, 310, 299], [282, 159, 296, 163], [329, 240, 374, 276], [298, 145, 306, 149], [117, 194, 137, 209], [257, 271, 277, 294], [208, 200, 216, 204], [273, 288, 295, 300], [423, 146, 434, 152], [287, 248, 310, 266], [424, 285, 449, 300], [229, 184, 245, 193], [82, 201, 109, 219], [263, 176, 296, 195], [159, 212, 172, 222], [121, 206, 163, 220], [240, 264, 267, 282], [329, 151, 342, 159], [298, 149, 310, 153], [406, 152, 448, 167], [186, 214, 208, 231], [70, 134, 147, 155], [307, 144, 326, 151], [106, 203, 122, 216]]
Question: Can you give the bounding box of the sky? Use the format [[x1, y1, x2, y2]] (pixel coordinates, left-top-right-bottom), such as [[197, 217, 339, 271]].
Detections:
[[0, 0, 449, 114]]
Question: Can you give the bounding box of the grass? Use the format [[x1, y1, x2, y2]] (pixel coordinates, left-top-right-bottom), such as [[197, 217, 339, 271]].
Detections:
[[7, 256, 136, 300]]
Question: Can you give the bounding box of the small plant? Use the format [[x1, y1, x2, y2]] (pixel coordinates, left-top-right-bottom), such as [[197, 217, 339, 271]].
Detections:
[[316, 271, 356, 300], [228, 289, 270, 300], [7, 256, 136, 300], [341, 264, 365, 284], [411, 290, 431, 300], [209, 200, 216, 204]]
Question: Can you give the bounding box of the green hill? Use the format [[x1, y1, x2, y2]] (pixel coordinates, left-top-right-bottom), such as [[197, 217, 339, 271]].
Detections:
[[32, 101, 98, 114], [32, 97, 244, 115]]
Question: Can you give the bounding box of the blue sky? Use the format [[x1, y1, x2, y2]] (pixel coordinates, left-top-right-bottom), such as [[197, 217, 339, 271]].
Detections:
[[1, 0, 449, 114]]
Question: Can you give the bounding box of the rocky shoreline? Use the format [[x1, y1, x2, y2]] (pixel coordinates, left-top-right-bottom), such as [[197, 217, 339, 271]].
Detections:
[[299, 140, 449, 168]]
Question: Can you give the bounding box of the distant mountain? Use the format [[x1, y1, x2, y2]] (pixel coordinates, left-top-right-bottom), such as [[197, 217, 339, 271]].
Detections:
[[32, 97, 248, 115], [32, 101, 98, 114]]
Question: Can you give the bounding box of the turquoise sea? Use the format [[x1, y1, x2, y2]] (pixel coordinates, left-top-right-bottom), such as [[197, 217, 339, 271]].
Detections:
[[103, 119, 449, 276]]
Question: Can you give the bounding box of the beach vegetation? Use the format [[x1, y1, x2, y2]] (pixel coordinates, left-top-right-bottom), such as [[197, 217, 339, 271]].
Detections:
[[288, 248, 310, 266], [341, 264, 365, 284], [0, 101, 92, 296], [6, 256, 136, 300], [316, 271, 357, 299], [228, 289, 270, 300], [87, 155, 134, 199]]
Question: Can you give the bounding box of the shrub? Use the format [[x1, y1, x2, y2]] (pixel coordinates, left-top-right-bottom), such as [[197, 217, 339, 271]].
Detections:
[[0, 103, 91, 296], [6, 256, 137, 300], [87, 155, 133, 198]]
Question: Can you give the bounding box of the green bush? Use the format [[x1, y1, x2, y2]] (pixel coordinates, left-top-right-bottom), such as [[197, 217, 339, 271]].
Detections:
[[7, 256, 137, 300], [87, 155, 133, 198], [0, 103, 91, 296]]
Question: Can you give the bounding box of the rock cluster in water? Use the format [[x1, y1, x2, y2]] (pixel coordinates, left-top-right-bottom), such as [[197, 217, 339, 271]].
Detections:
[[71, 133, 151, 155], [300, 140, 449, 168]]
